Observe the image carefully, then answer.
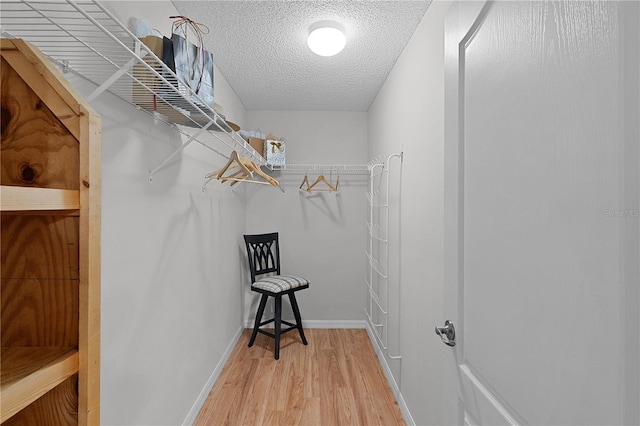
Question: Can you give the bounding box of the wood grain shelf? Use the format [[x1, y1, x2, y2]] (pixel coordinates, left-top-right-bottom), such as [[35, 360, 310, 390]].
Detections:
[[0, 186, 80, 212], [0, 347, 79, 423], [1, 37, 101, 425]]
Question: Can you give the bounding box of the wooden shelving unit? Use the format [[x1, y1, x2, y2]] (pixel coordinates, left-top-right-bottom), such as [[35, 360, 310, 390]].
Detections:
[[1, 38, 101, 425], [1, 348, 79, 423], [0, 186, 80, 211]]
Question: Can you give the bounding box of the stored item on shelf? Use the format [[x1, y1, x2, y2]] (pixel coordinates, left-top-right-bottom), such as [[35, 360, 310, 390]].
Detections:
[[132, 35, 165, 90], [134, 17, 163, 38], [239, 129, 266, 139], [132, 17, 222, 129], [248, 137, 266, 157], [138, 35, 163, 58], [157, 16, 215, 127], [132, 37, 168, 112], [131, 36, 189, 124], [239, 130, 266, 157], [264, 138, 286, 166], [209, 103, 240, 133], [167, 32, 214, 108]]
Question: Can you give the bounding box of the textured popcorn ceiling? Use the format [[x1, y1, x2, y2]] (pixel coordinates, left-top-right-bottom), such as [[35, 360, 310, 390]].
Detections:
[[172, 1, 431, 111]]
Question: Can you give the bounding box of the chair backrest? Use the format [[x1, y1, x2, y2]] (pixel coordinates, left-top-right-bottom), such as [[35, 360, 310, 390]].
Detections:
[[243, 232, 281, 283]]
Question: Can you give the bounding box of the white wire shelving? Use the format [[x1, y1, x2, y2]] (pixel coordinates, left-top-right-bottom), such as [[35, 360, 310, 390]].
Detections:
[[0, 0, 265, 181], [200, 163, 369, 193], [272, 163, 370, 193], [270, 164, 370, 175], [365, 153, 403, 361]]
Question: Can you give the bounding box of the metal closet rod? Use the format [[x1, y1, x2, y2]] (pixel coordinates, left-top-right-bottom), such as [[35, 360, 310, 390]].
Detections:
[[270, 163, 370, 175]]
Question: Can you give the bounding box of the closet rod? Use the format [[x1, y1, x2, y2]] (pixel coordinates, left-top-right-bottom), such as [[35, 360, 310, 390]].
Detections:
[[270, 163, 369, 175]]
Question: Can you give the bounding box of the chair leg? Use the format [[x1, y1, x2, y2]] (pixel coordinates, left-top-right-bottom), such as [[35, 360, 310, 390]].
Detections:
[[249, 294, 268, 348], [274, 295, 282, 360], [289, 292, 307, 345]]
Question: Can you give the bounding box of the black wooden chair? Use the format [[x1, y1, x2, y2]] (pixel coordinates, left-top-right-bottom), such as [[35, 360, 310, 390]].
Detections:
[[243, 232, 309, 360]]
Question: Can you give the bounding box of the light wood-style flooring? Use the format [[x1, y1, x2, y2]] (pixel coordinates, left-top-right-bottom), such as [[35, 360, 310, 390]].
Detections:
[[195, 328, 405, 426]]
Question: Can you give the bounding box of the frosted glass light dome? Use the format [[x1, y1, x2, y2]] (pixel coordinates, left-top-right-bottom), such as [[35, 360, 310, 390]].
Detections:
[[307, 22, 346, 57]]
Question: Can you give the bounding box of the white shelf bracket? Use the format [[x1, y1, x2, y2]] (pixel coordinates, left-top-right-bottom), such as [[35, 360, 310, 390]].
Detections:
[[149, 122, 214, 182], [86, 57, 136, 103]]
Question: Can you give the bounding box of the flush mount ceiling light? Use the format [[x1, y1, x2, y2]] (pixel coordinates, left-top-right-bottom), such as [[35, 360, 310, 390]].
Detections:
[[307, 21, 346, 57]]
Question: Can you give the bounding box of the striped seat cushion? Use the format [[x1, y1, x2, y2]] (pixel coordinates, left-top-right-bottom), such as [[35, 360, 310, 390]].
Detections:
[[252, 275, 309, 293]]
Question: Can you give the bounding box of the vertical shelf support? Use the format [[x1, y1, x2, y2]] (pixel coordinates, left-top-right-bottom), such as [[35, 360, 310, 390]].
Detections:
[[365, 153, 403, 361]]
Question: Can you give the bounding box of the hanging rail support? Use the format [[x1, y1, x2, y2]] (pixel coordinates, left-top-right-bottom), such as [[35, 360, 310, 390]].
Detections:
[[201, 176, 214, 192]]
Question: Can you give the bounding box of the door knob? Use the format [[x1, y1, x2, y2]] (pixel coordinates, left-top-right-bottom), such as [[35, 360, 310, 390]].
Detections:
[[435, 320, 456, 347]]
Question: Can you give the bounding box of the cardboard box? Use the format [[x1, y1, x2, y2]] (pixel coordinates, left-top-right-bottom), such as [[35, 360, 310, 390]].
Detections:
[[132, 36, 189, 124], [248, 137, 265, 157], [133, 36, 164, 105]]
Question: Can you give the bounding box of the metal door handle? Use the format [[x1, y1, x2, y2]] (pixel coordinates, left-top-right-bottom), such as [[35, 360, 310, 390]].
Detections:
[[435, 320, 456, 347]]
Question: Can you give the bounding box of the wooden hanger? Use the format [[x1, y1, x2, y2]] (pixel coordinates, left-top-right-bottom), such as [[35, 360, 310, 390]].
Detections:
[[302, 174, 340, 192], [240, 158, 279, 186], [299, 175, 312, 192], [206, 150, 252, 181], [206, 151, 279, 187]]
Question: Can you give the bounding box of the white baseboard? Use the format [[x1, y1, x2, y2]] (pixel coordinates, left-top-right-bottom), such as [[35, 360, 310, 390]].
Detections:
[[182, 326, 244, 426], [302, 319, 366, 329], [243, 319, 366, 329], [365, 321, 415, 426]]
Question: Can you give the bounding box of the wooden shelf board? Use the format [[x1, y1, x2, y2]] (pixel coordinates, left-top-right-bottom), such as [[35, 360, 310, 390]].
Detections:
[[0, 347, 79, 423], [0, 186, 80, 212]]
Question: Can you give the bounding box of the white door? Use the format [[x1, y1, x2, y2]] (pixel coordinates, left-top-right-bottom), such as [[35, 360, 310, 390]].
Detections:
[[442, 1, 639, 425]]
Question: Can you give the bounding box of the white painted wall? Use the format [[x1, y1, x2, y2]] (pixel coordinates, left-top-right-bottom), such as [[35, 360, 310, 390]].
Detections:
[[52, 0, 452, 423], [244, 111, 369, 326], [43, 1, 637, 425], [72, 2, 249, 424], [367, 1, 453, 425]]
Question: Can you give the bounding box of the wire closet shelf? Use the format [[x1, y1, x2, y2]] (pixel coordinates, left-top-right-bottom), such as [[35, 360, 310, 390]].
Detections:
[[271, 164, 370, 175], [0, 0, 266, 180]]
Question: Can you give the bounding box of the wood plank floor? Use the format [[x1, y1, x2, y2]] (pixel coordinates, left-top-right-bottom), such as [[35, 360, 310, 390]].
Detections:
[[195, 328, 405, 426]]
